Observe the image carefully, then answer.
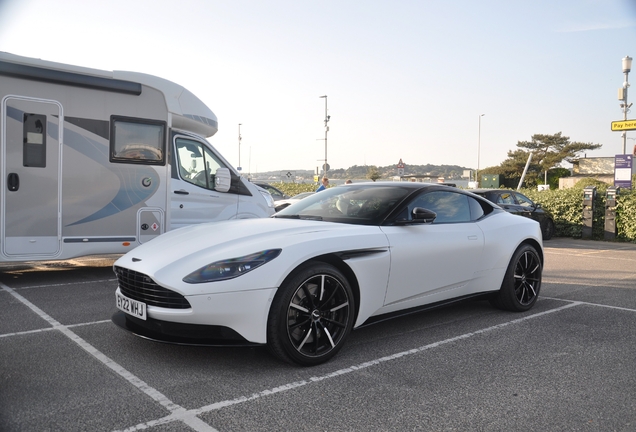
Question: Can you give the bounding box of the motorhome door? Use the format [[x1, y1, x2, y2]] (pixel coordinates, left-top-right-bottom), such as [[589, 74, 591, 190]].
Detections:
[[1, 97, 62, 258]]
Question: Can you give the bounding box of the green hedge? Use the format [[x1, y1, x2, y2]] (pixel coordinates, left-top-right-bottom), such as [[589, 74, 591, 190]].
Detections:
[[520, 178, 636, 242], [271, 182, 318, 197], [269, 180, 636, 243]]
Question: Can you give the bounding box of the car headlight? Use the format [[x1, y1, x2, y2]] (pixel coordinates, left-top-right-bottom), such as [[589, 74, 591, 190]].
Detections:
[[183, 249, 282, 283], [260, 190, 276, 208]]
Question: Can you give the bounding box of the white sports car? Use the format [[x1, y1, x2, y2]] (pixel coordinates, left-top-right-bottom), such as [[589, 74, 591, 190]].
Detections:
[[113, 182, 543, 366]]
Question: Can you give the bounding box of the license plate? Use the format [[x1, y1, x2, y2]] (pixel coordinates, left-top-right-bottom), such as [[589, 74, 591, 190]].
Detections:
[[116, 291, 147, 320]]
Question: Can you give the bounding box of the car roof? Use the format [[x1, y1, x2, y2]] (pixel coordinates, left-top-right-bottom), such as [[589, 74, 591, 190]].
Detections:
[[471, 188, 514, 194], [345, 181, 455, 190]]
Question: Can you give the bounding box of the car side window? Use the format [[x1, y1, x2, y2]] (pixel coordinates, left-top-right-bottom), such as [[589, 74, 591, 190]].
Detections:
[[176, 138, 226, 190], [407, 190, 471, 223], [497, 193, 515, 205], [514, 193, 534, 207]]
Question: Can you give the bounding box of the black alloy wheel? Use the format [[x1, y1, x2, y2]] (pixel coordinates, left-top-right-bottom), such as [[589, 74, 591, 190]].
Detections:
[[490, 244, 542, 312], [267, 262, 354, 366]]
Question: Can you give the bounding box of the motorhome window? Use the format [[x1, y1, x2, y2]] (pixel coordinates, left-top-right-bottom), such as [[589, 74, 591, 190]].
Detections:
[[23, 113, 47, 167], [176, 138, 227, 190], [110, 117, 166, 165]]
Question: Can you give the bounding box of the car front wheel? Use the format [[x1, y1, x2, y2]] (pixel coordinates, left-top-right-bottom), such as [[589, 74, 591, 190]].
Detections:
[[267, 262, 355, 366], [490, 244, 542, 312]]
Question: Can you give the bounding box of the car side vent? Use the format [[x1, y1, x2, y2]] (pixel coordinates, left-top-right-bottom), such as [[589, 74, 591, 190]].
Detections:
[[114, 266, 190, 309]]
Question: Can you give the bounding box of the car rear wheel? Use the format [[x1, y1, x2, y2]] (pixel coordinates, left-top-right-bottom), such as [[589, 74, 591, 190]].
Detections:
[[541, 219, 555, 240], [490, 244, 542, 312], [267, 262, 354, 366]]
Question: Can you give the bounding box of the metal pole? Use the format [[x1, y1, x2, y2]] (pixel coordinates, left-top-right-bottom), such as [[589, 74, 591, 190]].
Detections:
[[624, 70, 629, 155], [238, 123, 242, 171], [320, 95, 329, 176], [622, 56, 632, 154], [477, 114, 484, 185], [517, 152, 533, 190]]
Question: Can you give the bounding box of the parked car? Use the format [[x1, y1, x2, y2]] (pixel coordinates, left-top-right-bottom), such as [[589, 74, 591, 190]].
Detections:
[[274, 192, 315, 212], [253, 182, 289, 202], [471, 189, 555, 240], [113, 182, 543, 366]]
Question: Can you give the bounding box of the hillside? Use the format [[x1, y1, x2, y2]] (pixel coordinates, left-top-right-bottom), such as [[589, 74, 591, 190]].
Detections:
[[250, 163, 471, 181]]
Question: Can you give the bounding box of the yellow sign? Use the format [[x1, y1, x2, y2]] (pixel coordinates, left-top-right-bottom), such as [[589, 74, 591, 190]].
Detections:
[[611, 119, 636, 131]]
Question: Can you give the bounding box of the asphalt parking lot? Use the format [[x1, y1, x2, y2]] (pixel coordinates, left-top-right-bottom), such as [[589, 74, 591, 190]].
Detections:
[[1, 238, 636, 431]]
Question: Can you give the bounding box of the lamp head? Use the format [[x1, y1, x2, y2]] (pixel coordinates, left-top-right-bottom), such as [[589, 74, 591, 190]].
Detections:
[[623, 56, 632, 74]]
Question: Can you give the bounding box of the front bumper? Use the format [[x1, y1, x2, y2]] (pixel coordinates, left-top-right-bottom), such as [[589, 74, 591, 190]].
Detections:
[[113, 286, 277, 344], [111, 311, 262, 346]]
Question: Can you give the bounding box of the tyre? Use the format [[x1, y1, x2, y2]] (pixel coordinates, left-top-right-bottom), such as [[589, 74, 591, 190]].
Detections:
[[267, 262, 355, 366], [490, 244, 542, 312], [541, 219, 555, 241]]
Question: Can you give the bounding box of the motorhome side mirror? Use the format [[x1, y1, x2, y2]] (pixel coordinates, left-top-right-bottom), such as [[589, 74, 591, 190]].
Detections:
[[412, 207, 437, 223], [214, 168, 231, 193]]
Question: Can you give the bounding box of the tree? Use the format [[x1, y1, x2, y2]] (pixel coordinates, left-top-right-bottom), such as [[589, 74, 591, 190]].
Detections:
[[492, 132, 602, 187], [366, 166, 382, 182], [517, 132, 601, 173]]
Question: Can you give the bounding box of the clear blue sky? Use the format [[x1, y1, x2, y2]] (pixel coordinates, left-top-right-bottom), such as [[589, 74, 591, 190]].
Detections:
[[1, 0, 635, 174]]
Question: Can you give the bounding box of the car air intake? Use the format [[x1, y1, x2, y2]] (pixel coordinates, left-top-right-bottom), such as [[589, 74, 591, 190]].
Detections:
[[114, 266, 191, 309]]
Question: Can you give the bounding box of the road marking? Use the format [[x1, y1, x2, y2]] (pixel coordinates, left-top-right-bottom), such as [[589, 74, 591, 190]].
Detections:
[[116, 301, 582, 431], [1, 278, 117, 290], [541, 296, 636, 313], [0, 281, 219, 432], [4, 285, 633, 432], [0, 319, 112, 339]]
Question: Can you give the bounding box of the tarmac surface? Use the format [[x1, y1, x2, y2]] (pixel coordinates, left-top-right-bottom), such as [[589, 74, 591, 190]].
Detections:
[[1, 238, 636, 431]]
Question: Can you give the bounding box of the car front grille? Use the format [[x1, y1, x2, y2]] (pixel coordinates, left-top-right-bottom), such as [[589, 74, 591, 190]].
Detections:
[[114, 266, 190, 309]]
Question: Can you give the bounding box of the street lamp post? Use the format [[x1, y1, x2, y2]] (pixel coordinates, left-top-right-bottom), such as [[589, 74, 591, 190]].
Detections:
[[621, 56, 632, 154], [238, 123, 242, 171], [476, 114, 485, 185], [319, 95, 330, 176]]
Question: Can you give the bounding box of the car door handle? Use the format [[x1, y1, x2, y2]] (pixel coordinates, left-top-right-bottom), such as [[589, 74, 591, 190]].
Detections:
[[7, 173, 19, 191], [174, 190, 189, 195], [468, 235, 478, 240]]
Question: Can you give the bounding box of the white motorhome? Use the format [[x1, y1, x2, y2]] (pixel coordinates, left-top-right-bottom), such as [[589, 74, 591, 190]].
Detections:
[[0, 52, 275, 263]]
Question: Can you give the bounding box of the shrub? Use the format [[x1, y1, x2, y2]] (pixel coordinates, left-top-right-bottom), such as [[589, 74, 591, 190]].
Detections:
[[523, 178, 636, 242]]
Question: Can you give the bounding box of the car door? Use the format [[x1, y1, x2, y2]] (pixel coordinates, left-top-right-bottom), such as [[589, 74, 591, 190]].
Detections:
[[170, 136, 239, 229], [380, 189, 485, 308], [513, 192, 545, 225], [490, 191, 525, 216]]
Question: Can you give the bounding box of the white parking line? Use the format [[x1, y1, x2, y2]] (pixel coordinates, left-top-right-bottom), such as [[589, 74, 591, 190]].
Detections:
[[117, 301, 582, 431], [5, 285, 633, 432], [2, 278, 116, 290], [0, 319, 113, 339], [0, 282, 219, 432]]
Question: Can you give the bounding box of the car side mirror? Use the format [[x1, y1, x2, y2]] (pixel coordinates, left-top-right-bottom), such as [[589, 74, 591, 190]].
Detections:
[[395, 207, 437, 225], [214, 167, 231, 193], [412, 207, 437, 223]]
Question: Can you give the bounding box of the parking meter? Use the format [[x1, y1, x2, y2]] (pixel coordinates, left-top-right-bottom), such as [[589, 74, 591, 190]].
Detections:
[[582, 186, 596, 238], [604, 187, 619, 240]]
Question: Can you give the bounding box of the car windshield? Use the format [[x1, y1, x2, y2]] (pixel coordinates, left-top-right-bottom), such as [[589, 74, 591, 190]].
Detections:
[[274, 184, 412, 225], [291, 192, 313, 199]]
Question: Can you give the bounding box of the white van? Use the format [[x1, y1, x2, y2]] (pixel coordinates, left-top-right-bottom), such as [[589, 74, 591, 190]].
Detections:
[[0, 52, 275, 263]]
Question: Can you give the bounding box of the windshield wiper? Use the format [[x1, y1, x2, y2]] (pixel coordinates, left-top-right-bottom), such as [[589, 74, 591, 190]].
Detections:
[[299, 215, 323, 221], [273, 214, 323, 221]]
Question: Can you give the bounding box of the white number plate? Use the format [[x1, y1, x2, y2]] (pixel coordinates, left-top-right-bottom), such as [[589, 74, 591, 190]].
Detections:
[[116, 292, 147, 321]]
